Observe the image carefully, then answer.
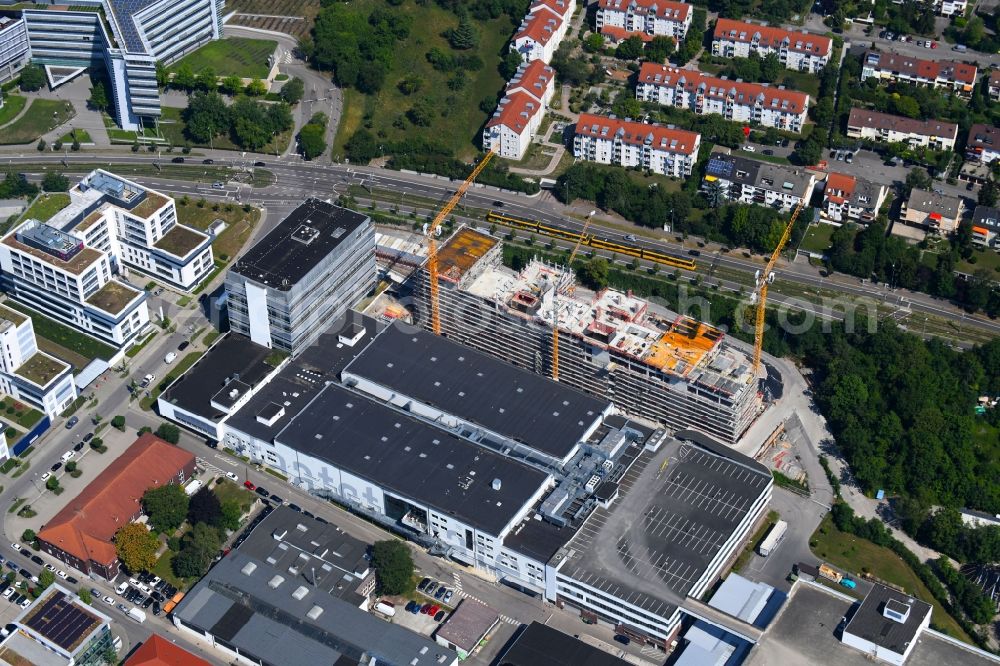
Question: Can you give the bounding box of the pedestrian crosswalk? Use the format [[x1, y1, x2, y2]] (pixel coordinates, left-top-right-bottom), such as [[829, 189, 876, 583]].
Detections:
[[454, 588, 520, 625]]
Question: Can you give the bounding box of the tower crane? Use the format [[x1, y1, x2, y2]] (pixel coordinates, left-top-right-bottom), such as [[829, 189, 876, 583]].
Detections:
[[552, 214, 594, 381], [428, 150, 495, 334], [750, 197, 806, 376]]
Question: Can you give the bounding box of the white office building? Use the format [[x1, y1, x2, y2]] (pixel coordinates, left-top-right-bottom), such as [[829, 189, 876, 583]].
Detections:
[[574, 113, 701, 177], [0, 303, 76, 419], [11, 0, 224, 130], [636, 63, 810, 132], [0, 14, 28, 84]]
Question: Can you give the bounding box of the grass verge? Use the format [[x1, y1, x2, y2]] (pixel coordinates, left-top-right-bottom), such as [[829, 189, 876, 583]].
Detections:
[[172, 37, 277, 79], [20, 193, 70, 223], [0, 100, 75, 145], [0, 95, 28, 126]]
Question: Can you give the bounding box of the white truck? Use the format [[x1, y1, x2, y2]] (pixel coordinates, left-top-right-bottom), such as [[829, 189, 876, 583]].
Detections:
[[375, 601, 396, 617], [127, 607, 146, 624], [757, 520, 788, 557]]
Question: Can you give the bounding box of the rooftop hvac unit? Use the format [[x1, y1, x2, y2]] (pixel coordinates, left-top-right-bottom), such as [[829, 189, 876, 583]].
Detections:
[[492, 478, 502, 491]]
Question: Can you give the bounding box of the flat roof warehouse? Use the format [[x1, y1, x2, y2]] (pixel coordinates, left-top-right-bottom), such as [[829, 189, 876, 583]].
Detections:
[[232, 199, 369, 289]]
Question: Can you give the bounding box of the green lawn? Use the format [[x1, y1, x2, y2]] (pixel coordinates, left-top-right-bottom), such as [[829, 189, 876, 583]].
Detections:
[[4, 301, 116, 360], [956, 246, 1000, 276], [172, 37, 277, 79], [212, 479, 256, 513], [176, 200, 260, 262], [810, 514, 972, 642], [0, 99, 75, 145], [20, 193, 70, 223], [151, 549, 193, 590], [57, 128, 93, 144], [158, 106, 290, 155], [0, 95, 28, 126], [799, 222, 837, 255], [331, 0, 512, 161], [0, 396, 44, 430]]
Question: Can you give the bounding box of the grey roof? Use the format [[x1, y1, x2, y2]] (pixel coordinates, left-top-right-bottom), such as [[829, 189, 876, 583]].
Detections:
[[972, 205, 1000, 229], [709, 573, 774, 623], [848, 177, 886, 209], [161, 334, 274, 422], [227, 314, 384, 443], [555, 437, 772, 619], [235, 506, 372, 605], [503, 515, 575, 564], [906, 188, 963, 218], [705, 151, 814, 197], [843, 584, 932, 656], [274, 383, 552, 536], [173, 510, 455, 666], [433, 599, 499, 653], [497, 622, 629, 666], [232, 199, 370, 290], [343, 323, 609, 461]]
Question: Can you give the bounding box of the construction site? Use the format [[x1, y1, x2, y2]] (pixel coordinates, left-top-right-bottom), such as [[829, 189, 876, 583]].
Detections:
[[386, 227, 763, 445]]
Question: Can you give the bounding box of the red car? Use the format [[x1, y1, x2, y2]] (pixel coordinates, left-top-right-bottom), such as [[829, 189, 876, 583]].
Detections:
[[420, 603, 433, 614], [244, 480, 256, 491], [428, 604, 441, 616]]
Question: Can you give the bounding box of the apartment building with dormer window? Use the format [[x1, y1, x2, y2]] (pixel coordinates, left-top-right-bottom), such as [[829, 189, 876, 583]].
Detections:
[[573, 113, 701, 177], [711, 19, 831, 73]]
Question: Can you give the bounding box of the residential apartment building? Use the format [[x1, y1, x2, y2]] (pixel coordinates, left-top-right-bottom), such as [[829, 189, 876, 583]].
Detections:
[[595, 0, 692, 43], [971, 205, 1000, 250], [822, 172, 889, 225], [483, 59, 556, 159], [966, 123, 1000, 164], [225, 199, 376, 354], [37, 434, 195, 580], [934, 0, 967, 16], [989, 71, 1000, 101], [861, 50, 977, 97], [846, 108, 958, 151], [711, 19, 832, 73], [702, 150, 817, 212], [636, 63, 809, 132], [0, 304, 76, 419], [573, 113, 701, 177], [0, 14, 28, 84], [511, 1, 571, 63], [901, 188, 964, 235], [7, 0, 223, 130]]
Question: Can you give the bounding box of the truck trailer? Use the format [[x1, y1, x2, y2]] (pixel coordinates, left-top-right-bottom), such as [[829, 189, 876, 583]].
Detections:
[[757, 520, 788, 557]]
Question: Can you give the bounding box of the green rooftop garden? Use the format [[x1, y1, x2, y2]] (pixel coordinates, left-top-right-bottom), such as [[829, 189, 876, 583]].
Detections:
[[14, 352, 68, 387]]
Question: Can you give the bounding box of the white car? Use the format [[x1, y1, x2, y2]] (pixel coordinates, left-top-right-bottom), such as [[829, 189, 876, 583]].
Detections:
[[140, 373, 155, 388], [115, 582, 128, 595], [139, 583, 151, 594], [56, 570, 67, 579], [150, 576, 162, 587], [128, 578, 140, 589], [164, 352, 177, 364], [225, 472, 239, 482], [61, 451, 75, 462], [743, 145, 756, 152], [103, 595, 114, 605], [18, 598, 29, 608], [9, 543, 19, 552], [2, 589, 12, 599], [40, 472, 50, 482], [44, 564, 54, 572], [28, 575, 37, 584]]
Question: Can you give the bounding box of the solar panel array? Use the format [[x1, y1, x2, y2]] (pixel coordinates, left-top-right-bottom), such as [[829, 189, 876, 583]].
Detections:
[[705, 156, 734, 178], [23, 590, 101, 651], [107, 0, 158, 52]]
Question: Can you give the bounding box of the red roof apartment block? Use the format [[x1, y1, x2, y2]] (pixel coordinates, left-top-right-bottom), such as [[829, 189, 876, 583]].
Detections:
[[507, 59, 556, 103], [515, 6, 562, 46], [531, 0, 573, 20], [576, 113, 700, 154], [124, 634, 213, 666], [37, 434, 196, 580], [637, 63, 809, 115], [714, 18, 831, 56], [486, 91, 543, 134], [825, 172, 856, 205]]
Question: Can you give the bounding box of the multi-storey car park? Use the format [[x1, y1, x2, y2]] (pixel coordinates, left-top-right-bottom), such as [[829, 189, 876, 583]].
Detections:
[[411, 228, 762, 445], [0, 0, 223, 130]]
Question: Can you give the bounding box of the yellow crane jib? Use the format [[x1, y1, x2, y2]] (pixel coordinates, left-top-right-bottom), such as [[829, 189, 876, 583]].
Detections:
[[553, 214, 593, 381], [750, 197, 806, 377], [428, 150, 495, 335]]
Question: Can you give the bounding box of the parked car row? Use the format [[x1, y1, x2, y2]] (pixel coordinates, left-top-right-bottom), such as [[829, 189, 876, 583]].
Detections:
[[417, 577, 454, 605], [404, 599, 447, 622]]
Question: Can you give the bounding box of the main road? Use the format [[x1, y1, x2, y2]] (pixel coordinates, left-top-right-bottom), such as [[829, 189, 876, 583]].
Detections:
[[5, 151, 1000, 342]]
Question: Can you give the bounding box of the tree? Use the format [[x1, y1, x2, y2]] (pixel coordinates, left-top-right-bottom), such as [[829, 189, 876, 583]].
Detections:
[[42, 172, 69, 192], [614, 36, 644, 60], [142, 484, 189, 532], [371, 540, 414, 594], [904, 167, 933, 196], [155, 61, 169, 87], [21, 529, 35, 544], [184, 90, 229, 144], [155, 422, 180, 444], [46, 476, 59, 491], [583, 33, 605, 54], [36, 138, 46, 152], [760, 53, 782, 82], [188, 486, 222, 526], [115, 523, 158, 573], [499, 50, 523, 79], [219, 500, 242, 531], [447, 16, 479, 50], [172, 523, 220, 578], [89, 82, 109, 112], [78, 588, 92, 605], [791, 135, 823, 166], [245, 77, 268, 96], [299, 122, 327, 160], [19, 64, 45, 92], [111, 415, 126, 431], [279, 76, 304, 104], [220, 75, 243, 95], [38, 568, 54, 591], [195, 67, 217, 92], [172, 63, 196, 90], [978, 180, 999, 207], [397, 75, 423, 96], [645, 36, 675, 62], [577, 257, 610, 290]]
